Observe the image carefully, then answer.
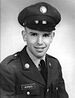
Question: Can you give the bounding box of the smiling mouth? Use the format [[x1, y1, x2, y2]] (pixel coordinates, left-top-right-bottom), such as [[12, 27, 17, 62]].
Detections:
[[34, 47, 46, 52], [34, 47, 45, 49]]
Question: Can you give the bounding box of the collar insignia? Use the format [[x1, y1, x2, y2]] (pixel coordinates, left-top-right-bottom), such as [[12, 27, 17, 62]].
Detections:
[[25, 63, 30, 69]]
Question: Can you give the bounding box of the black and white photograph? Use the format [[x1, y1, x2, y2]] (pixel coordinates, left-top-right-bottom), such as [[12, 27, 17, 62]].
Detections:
[[0, 0, 75, 98]]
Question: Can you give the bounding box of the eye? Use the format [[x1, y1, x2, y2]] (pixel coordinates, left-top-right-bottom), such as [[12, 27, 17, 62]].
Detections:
[[43, 33, 50, 37], [30, 32, 38, 36]]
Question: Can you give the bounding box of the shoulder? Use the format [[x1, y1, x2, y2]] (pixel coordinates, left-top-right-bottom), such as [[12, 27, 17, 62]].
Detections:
[[1, 52, 20, 64], [46, 54, 60, 64], [46, 54, 61, 69], [46, 54, 62, 77], [0, 52, 20, 73]]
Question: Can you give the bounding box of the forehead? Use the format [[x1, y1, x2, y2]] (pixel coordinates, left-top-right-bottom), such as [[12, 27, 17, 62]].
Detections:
[[25, 27, 52, 34]]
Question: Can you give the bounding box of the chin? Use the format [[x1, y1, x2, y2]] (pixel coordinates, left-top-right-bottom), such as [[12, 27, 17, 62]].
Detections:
[[35, 54, 45, 59]]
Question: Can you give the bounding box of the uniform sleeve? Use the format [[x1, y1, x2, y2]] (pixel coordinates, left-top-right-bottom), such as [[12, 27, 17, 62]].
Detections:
[[56, 61, 69, 98], [0, 60, 16, 98]]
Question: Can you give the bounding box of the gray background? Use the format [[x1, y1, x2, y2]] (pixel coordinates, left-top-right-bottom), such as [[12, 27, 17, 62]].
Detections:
[[1, 0, 75, 98]]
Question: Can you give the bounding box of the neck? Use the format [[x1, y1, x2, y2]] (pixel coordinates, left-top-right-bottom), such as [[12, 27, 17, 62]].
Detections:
[[26, 47, 46, 67]]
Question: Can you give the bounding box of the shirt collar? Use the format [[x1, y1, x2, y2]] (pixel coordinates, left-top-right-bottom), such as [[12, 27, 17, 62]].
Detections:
[[26, 47, 46, 68]]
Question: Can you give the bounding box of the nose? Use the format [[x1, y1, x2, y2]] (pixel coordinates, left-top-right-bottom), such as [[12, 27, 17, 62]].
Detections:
[[37, 35, 43, 45]]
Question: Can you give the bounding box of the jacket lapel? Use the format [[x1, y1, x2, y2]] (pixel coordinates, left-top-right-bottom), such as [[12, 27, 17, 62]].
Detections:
[[19, 46, 45, 86]]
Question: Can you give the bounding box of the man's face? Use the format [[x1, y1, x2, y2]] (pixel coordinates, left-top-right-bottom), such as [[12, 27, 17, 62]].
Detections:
[[22, 27, 55, 58]]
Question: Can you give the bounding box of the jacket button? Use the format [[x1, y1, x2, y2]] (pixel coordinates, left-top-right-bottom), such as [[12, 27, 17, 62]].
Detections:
[[14, 54, 17, 57], [47, 88, 49, 92], [49, 62, 51, 67], [27, 91, 30, 95], [56, 87, 58, 90]]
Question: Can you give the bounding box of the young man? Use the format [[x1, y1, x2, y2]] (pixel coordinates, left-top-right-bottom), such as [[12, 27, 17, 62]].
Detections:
[[0, 2, 69, 98]]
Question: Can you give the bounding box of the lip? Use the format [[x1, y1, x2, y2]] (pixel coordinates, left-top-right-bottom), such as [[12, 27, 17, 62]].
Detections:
[[34, 46, 46, 52], [34, 47, 45, 49]]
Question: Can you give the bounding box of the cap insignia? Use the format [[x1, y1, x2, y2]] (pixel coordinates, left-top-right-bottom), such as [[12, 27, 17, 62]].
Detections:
[[40, 6, 47, 14], [42, 20, 47, 24], [35, 20, 39, 24]]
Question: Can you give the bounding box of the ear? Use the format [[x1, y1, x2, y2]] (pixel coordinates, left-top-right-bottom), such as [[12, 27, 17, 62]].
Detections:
[[50, 32, 55, 42], [51, 32, 55, 38], [21, 30, 27, 41]]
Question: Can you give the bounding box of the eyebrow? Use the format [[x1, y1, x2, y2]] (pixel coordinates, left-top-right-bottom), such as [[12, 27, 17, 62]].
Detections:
[[29, 32, 38, 34], [29, 31, 52, 35], [30, 32, 36, 33]]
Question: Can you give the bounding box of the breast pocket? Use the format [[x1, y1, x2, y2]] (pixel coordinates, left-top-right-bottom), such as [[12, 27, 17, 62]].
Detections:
[[16, 83, 41, 97]]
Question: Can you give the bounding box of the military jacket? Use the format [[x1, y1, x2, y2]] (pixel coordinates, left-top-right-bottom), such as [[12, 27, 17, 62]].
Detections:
[[0, 46, 69, 98]]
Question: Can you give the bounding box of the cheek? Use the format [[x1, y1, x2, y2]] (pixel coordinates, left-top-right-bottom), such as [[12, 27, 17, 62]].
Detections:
[[27, 36, 37, 44], [44, 38, 52, 45]]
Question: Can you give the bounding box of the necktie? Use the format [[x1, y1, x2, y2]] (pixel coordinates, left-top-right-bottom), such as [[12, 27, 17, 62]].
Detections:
[[39, 60, 48, 84]]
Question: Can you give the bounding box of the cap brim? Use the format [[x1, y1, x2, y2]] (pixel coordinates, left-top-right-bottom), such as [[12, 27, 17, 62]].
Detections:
[[22, 15, 56, 31]]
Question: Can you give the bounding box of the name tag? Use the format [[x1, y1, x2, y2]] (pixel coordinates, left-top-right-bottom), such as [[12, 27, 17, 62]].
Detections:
[[21, 83, 36, 90]]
